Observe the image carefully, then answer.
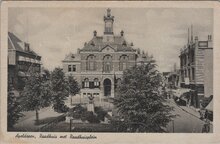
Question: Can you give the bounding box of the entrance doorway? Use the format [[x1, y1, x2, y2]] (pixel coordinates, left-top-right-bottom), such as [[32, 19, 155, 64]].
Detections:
[[104, 78, 111, 96]]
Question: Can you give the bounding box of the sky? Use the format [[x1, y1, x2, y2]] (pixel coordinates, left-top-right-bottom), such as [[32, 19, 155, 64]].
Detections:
[[8, 8, 213, 72]]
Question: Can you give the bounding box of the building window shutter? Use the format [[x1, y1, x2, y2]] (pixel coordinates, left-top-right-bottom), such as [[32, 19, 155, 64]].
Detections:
[[90, 82, 94, 89], [82, 82, 84, 88]]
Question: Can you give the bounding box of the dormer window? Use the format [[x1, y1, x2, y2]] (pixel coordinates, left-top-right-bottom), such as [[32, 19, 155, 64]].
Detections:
[[91, 41, 95, 46], [122, 40, 126, 46]]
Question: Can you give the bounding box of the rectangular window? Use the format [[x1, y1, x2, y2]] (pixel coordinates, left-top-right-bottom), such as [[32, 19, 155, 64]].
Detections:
[[68, 65, 71, 72], [72, 65, 76, 72]]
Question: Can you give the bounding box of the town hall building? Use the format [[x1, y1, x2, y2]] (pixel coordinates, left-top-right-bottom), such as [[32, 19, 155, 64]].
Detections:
[[62, 9, 151, 101]]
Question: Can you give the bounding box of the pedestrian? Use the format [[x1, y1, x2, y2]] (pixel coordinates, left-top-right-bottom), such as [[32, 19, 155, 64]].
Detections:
[[202, 119, 210, 133], [199, 108, 205, 120]]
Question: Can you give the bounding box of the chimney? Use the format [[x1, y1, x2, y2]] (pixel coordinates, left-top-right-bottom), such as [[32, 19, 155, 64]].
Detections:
[[191, 25, 193, 42], [188, 28, 190, 44], [24, 42, 30, 51], [195, 36, 198, 41], [120, 30, 124, 37], [93, 30, 97, 37]]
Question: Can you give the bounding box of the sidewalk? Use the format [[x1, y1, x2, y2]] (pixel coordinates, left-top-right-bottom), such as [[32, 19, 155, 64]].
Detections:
[[167, 99, 213, 133], [168, 99, 200, 118], [14, 107, 63, 131]]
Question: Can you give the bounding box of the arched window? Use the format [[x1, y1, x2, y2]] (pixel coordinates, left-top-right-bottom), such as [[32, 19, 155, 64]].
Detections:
[[84, 78, 89, 88], [103, 55, 112, 72], [94, 78, 99, 87], [86, 55, 96, 71], [119, 55, 128, 71]]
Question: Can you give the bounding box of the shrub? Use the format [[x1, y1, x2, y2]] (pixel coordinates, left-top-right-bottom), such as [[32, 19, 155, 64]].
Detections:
[[95, 107, 107, 121], [69, 104, 86, 119], [86, 114, 100, 124], [81, 111, 100, 123], [53, 103, 69, 113]]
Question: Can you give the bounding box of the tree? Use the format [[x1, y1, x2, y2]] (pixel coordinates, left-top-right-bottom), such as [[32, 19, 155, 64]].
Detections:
[[114, 60, 175, 132], [7, 83, 23, 129], [51, 68, 69, 113], [67, 75, 80, 105], [20, 73, 52, 124], [42, 67, 51, 80]]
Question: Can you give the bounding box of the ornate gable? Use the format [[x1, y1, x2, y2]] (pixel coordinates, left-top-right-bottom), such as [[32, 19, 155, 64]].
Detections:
[[101, 45, 115, 52]]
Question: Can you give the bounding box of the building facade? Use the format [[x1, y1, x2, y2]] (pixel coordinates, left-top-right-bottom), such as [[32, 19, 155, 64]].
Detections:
[[179, 28, 213, 108], [8, 32, 41, 91], [63, 9, 151, 100]]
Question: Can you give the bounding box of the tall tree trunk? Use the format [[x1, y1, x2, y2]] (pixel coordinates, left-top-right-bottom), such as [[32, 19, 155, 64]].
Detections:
[[35, 109, 39, 125]]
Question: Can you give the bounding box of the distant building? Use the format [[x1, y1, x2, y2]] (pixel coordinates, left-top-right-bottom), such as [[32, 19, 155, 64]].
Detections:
[[162, 70, 180, 89], [179, 27, 213, 108], [63, 9, 151, 100], [8, 32, 41, 90]]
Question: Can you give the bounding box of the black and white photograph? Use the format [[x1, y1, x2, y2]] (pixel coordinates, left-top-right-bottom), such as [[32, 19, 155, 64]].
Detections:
[[6, 5, 214, 134]]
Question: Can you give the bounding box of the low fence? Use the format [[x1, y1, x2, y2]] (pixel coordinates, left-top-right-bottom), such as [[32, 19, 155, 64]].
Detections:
[[38, 114, 66, 132], [69, 121, 114, 132]]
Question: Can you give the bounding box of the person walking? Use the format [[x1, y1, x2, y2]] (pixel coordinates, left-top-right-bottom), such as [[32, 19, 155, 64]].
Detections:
[[202, 119, 210, 133]]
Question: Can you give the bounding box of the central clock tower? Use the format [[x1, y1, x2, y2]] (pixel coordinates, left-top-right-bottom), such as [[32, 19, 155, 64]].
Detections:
[[103, 8, 114, 42]]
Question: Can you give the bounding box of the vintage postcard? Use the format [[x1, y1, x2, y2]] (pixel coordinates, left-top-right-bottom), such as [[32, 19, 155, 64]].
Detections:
[[1, 1, 220, 144]]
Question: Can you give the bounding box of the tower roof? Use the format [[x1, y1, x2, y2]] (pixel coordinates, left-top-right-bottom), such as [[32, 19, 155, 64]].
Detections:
[[104, 8, 114, 21]]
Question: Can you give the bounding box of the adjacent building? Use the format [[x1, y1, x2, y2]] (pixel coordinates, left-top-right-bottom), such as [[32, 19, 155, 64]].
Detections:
[[63, 9, 151, 100], [179, 28, 213, 108], [8, 32, 41, 90]]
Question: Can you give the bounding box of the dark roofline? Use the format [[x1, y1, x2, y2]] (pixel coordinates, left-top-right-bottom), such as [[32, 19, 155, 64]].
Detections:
[[8, 32, 41, 57]]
